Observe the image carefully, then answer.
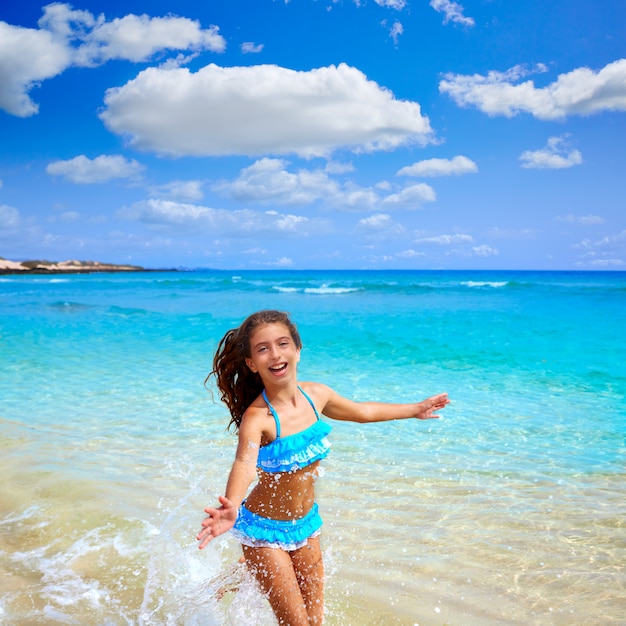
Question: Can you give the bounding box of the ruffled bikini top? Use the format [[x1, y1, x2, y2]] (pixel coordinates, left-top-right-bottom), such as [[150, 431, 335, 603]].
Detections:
[[256, 386, 332, 473]]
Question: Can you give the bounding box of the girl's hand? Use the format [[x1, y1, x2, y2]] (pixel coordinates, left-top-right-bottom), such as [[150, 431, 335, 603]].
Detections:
[[197, 495, 238, 549], [416, 393, 450, 420]]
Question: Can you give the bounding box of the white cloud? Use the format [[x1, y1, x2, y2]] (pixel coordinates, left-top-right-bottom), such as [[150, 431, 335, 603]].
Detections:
[[46, 155, 145, 183], [382, 183, 436, 209], [374, 0, 407, 9], [588, 258, 624, 267], [74, 14, 224, 66], [118, 198, 330, 237], [262, 257, 294, 267], [241, 42, 264, 54], [430, 0, 474, 27], [554, 214, 604, 225], [520, 135, 583, 169], [470, 244, 499, 257], [416, 233, 474, 245], [57, 211, 80, 222], [573, 229, 626, 266], [387, 20, 403, 45], [440, 59, 626, 120], [0, 204, 21, 229], [396, 249, 425, 258], [356, 213, 393, 231], [215, 158, 338, 205], [215, 158, 433, 212], [150, 180, 205, 201], [325, 161, 355, 175], [354, 213, 407, 243], [100, 63, 434, 157], [397, 155, 478, 177], [0, 3, 225, 117], [486, 227, 536, 240], [0, 20, 72, 116]]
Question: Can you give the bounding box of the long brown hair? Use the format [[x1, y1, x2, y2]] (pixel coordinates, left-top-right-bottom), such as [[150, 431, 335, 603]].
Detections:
[[206, 310, 302, 432]]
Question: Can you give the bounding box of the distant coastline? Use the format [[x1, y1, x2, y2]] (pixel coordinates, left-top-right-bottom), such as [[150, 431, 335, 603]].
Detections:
[[0, 256, 166, 275]]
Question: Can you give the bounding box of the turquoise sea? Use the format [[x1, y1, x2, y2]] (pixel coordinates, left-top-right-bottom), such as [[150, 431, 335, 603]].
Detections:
[[1, 270, 624, 625]]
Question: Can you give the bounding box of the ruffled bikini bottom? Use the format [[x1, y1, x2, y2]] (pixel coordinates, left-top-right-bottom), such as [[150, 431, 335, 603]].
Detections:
[[231, 501, 322, 551]]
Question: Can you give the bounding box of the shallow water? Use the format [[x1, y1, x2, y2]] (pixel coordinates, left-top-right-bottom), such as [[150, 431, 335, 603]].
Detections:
[[1, 270, 625, 624]]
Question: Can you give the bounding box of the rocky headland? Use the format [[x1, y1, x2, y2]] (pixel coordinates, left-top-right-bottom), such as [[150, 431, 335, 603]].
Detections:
[[0, 256, 152, 275]]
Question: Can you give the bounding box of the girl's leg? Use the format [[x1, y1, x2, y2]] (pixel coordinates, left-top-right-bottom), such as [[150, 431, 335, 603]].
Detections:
[[291, 536, 325, 625], [242, 545, 309, 626]]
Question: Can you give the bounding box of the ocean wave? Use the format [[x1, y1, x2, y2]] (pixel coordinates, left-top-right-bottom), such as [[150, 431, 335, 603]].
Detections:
[[304, 285, 361, 294], [461, 281, 509, 288], [272, 284, 362, 295]]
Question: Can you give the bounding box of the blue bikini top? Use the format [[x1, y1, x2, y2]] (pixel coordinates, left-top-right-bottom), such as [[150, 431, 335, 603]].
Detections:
[[257, 386, 332, 473]]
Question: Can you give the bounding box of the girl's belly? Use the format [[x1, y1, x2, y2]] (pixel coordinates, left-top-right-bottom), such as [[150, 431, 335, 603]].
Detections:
[[244, 460, 320, 520]]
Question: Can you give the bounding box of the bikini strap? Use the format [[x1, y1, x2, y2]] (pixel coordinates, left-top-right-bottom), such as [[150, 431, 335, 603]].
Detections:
[[298, 386, 320, 420], [262, 389, 281, 438], [262, 386, 320, 438]]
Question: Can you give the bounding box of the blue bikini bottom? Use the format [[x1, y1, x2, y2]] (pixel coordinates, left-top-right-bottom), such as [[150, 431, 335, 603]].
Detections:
[[231, 502, 322, 551]]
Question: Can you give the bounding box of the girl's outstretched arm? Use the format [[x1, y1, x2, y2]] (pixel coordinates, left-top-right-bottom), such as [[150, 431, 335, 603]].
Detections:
[[197, 412, 263, 549], [305, 382, 450, 424]]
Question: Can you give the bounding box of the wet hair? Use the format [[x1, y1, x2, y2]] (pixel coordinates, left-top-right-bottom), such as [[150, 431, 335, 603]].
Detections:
[[206, 310, 302, 432]]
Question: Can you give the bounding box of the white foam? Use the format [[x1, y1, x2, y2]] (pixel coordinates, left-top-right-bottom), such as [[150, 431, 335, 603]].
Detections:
[[461, 281, 508, 288], [304, 285, 360, 294]]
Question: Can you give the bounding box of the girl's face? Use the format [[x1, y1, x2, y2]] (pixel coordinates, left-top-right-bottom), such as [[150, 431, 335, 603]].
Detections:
[[245, 322, 301, 384]]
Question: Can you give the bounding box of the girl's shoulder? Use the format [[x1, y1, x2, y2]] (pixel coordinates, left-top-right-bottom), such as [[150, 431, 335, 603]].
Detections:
[[239, 394, 277, 444], [299, 381, 336, 408]]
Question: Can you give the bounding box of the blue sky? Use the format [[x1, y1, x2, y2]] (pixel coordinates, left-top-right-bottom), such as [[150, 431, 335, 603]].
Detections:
[[1, 0, 625, 270]]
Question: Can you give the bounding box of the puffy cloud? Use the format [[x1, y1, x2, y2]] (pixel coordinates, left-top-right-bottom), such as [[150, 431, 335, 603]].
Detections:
[[520, 135, 583, 169], [0, 3, 225, 117], [440, 59, 626, 120], [356, 213, 394, 231], [73, 14, 224, 66], [325, 161, 355, 175], [241, 42, 264, 54], [215, 158, 338, 205], [554, 214, 605, 225], [100, 63, 434, 157], [397, 155, 478, 177], [215, 158, 432, 212], [118, 198, 330, 237], [430, 0, 474, 27], [46, 155, 145, 183], [382, 183, 436, 209], [150, 180, 205, 201], [0, 21, 72, 116], [374, 0, 407, 9]]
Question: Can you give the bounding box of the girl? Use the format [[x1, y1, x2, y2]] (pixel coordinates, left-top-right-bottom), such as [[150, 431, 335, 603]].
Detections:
[[197, 310, 449, 625]]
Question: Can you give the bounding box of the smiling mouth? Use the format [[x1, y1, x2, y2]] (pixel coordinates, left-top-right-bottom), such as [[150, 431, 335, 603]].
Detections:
[[269, 363, 288, 373]]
